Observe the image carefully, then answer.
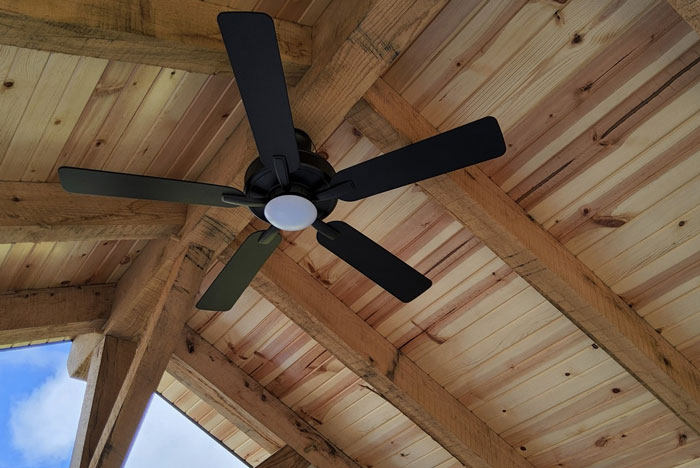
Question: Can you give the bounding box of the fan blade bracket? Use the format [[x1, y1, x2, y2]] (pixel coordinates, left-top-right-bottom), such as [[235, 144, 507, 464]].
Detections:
[[272, 155, 290, 189], [313, 180, 356, 202], [312, 219, 340, 240], [221, 193, 266, 207], [258, 225, 280, 245]]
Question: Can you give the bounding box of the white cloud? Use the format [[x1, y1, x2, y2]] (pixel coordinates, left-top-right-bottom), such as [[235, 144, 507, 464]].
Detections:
[[9, 365, 85, 466], [6, 344, 246, 468]]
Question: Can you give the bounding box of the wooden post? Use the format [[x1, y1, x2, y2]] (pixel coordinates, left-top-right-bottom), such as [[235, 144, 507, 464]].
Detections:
[[83, 246, 210, 468], [71, 335, 136, 468]]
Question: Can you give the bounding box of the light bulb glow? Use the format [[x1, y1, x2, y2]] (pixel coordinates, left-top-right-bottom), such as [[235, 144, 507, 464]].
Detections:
[[264, 195, 317, 231]]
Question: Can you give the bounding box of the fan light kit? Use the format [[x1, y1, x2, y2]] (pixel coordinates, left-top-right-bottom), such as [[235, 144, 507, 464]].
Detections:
[[264, 195, 317, 231], [58, 11, 506, 312]]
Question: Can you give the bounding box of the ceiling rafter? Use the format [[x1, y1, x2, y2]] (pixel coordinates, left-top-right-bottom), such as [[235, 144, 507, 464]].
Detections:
[[170, 333, 287, 454], [0, 284, 112, 345], [102, 209, 249, 340], [168, 327, 362, 468], [343, 77, 700, 435], [0, 0, 311, 82], [0, 182, 185, 243]]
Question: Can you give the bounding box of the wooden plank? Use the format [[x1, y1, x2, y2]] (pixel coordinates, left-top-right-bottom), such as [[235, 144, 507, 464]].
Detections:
[[0, 182, 186, 242], [168, 327, 362, 468], [0, 0, 312, 83], [668, 0, 700, 34], [0, 53, 81, 180], [258, 445, 309, 468], [44, 61, 137, 180], [242, 237, 533, 468], [348, 77, 700, 434], [23, 56, 109, 181], [70, 335, 137, 468], [0, 284, 112, 345], [86, 245, 209, 468], [487, 4, 690, 193]]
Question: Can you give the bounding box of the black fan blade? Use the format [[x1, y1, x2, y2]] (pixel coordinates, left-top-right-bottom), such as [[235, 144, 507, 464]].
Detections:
[[197, 229, 281, 311], [325, 117, 506, 202], [58, 167, 263, 207], [217, 12, 300, 174], [315, 221, 431, 302]]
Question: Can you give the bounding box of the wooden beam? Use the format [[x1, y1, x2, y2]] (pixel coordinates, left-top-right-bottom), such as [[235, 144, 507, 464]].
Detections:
[[67, 333, 104, 380], [105, 0, 447, 342], [0, 182, 185, 243], [173, 328, 286, 454], [0, 285, 112, 345], [668, 0, 700, 35], [0, 0, 311, 83], [243, 245, 532, 468], [168, 328, 361, 468], [71, 335, 137, 468], [257, 446, 309, 468], [87, 245, 209, 468], [346, 77, 700, 434]]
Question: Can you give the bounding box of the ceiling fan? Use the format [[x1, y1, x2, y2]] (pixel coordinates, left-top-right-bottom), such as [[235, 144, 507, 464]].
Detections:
[[58, 12, 506, 312]]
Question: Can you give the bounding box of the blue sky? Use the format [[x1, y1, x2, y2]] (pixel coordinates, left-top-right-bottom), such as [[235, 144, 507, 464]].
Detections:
[[0, 342, 247, 468]]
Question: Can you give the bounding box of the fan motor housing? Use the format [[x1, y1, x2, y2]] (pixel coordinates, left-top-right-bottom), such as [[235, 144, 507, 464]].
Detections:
[[244, 129, 338, 223]]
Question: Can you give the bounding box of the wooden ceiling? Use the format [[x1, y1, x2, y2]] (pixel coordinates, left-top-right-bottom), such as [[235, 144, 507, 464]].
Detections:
[[0, 0, 699, 467]]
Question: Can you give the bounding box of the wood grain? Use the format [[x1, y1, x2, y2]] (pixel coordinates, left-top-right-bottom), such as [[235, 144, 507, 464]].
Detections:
[[352, 77, 700, 434], [0, 284, 112, 345], [70, 335, 136, 468], [0, 182, 185, 242], [67, 333, 104, 380], [668, 0, 700, 34], [0, 0, 312, 83], [87, 246, 208, 468], [169, 328, 361, 468]]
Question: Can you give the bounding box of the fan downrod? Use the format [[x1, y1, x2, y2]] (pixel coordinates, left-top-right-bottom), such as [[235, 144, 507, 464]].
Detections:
[[243, 128, 338, 224]]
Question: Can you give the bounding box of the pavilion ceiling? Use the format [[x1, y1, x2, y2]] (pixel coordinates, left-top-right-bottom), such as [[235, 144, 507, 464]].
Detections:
[[0, 0, 699, 467]]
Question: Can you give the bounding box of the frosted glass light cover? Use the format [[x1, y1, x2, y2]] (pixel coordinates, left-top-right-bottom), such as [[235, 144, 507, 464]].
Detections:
[[264, 194, 318, 231]]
